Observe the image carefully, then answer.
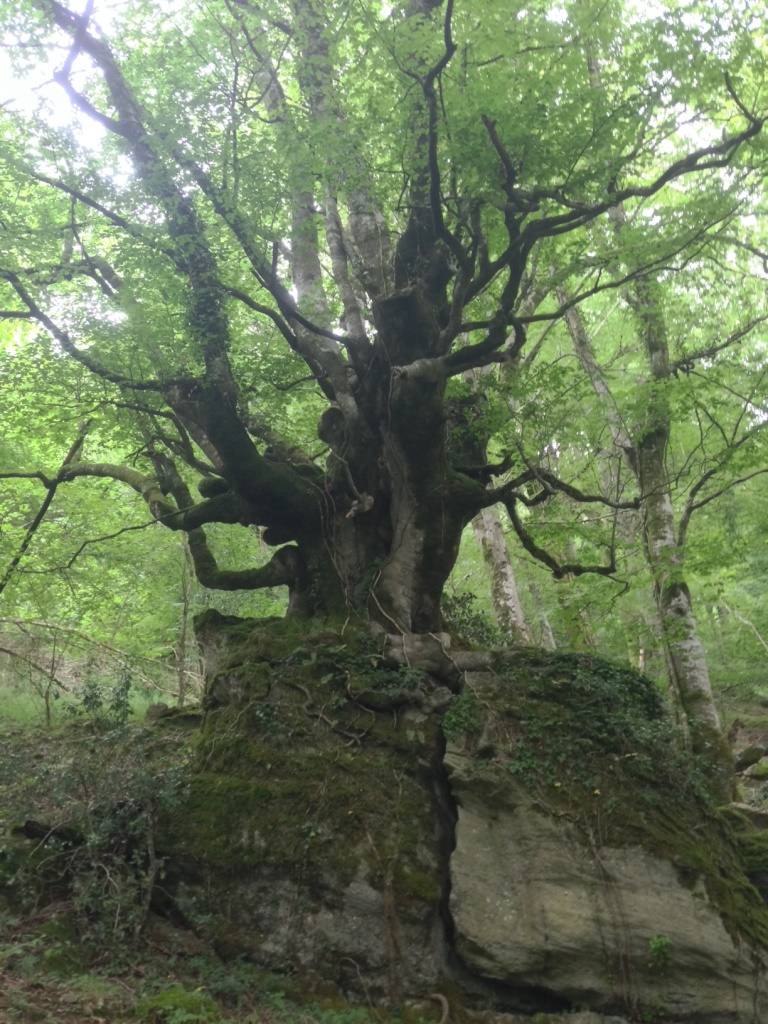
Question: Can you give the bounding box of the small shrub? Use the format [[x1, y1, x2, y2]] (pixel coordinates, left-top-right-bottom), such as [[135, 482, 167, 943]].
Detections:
[[647, 933, 672, 970], [11, 729, 191, 947], [65, 668, 134, 728], [442, 592, 503, 648]]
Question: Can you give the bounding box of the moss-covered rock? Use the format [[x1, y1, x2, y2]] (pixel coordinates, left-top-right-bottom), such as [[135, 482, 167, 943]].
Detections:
[[444, 652, 768, 1020], [158, 617, 768, 1021], [162, 615, 448, 998], [441, 650, 768, 949]]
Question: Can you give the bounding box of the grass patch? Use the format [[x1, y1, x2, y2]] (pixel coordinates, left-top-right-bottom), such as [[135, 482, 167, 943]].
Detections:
[[0, 682, 170, 732], [0, 685, 48, 728]]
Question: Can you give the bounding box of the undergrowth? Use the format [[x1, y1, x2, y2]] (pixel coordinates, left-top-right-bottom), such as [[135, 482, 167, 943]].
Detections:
[[0, 900, 421, 1024]]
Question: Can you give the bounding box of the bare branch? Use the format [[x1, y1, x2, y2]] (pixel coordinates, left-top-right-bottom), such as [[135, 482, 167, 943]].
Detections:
[[18, 516, 165, 574], [0, 645, 70, 692], [505, 498, 617, 579], [678, 467, 768, 547], [671, 314, 768, 373], [0, 421, 91, 598]]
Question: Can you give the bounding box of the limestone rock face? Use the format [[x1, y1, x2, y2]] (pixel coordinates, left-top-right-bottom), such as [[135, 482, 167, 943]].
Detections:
[[448, 750, 767, 1022], [172, 617, 768, 1024]]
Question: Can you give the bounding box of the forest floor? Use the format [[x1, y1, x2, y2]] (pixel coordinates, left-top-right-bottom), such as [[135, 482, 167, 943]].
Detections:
[[0, 699, 401, 1024], [3, 679, 768, 1024]]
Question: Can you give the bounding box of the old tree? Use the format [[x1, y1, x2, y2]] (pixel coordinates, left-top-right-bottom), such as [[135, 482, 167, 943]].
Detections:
[[2, 0, 767, 778]]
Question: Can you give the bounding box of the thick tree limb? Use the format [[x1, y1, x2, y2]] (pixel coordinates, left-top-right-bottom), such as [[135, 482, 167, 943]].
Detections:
[[145, 451, 302, 592], [186, 531, 300, 590], [0, 309, 33, 320], [11, 458, 252, 533]]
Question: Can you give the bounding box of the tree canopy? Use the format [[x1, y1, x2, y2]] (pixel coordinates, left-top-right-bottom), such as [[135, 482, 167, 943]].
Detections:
[[1, 0, 768, 765]]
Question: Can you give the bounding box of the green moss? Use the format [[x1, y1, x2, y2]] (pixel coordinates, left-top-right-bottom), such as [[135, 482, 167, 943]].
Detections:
[[446, 648, 768, 952], [196, 611, 358, 671], [748, 759, 768, 779], [736, 831, 768, 874], [135, 984, 220, 1023], [165, 624, 442, 908]]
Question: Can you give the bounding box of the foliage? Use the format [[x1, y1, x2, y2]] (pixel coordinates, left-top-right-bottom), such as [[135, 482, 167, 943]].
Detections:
[[5, 719, 192, 947], [442, 592, 504, 650], [483, 649, 718, 801], [0, 894, 413, 1023], [64, 666, 134, 727], [0, 0, 765, 656], [442, 691, 482, 741], [1, 3, 768, 1007], [647, 934, 672, 971]]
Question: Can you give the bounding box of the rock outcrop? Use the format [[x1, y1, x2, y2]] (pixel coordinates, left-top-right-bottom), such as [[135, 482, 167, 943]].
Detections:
[[449, 758, 765, 1020], [160, 612, 768, 1023]]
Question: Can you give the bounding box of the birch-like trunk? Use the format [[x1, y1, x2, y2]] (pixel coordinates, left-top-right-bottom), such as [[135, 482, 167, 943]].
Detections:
[[568, 49, 730, 783], [471, 507, 531, 644], [559, 277, 731, 793], [528, 581, 557, 650], [561, 278, 729, 790], [637, 432, 726, 760]]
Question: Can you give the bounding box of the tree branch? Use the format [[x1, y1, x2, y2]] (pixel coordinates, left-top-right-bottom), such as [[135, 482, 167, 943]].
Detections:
[[505, 498, 617, 579], [523, 104, 764, 241], [0, 421, 91, 598], [678, 467, 768, 547], [0, 645, 70, 692], [1, 270, 167, 391], [671, 314, 768, 373], [186, 531, 299, 590]]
